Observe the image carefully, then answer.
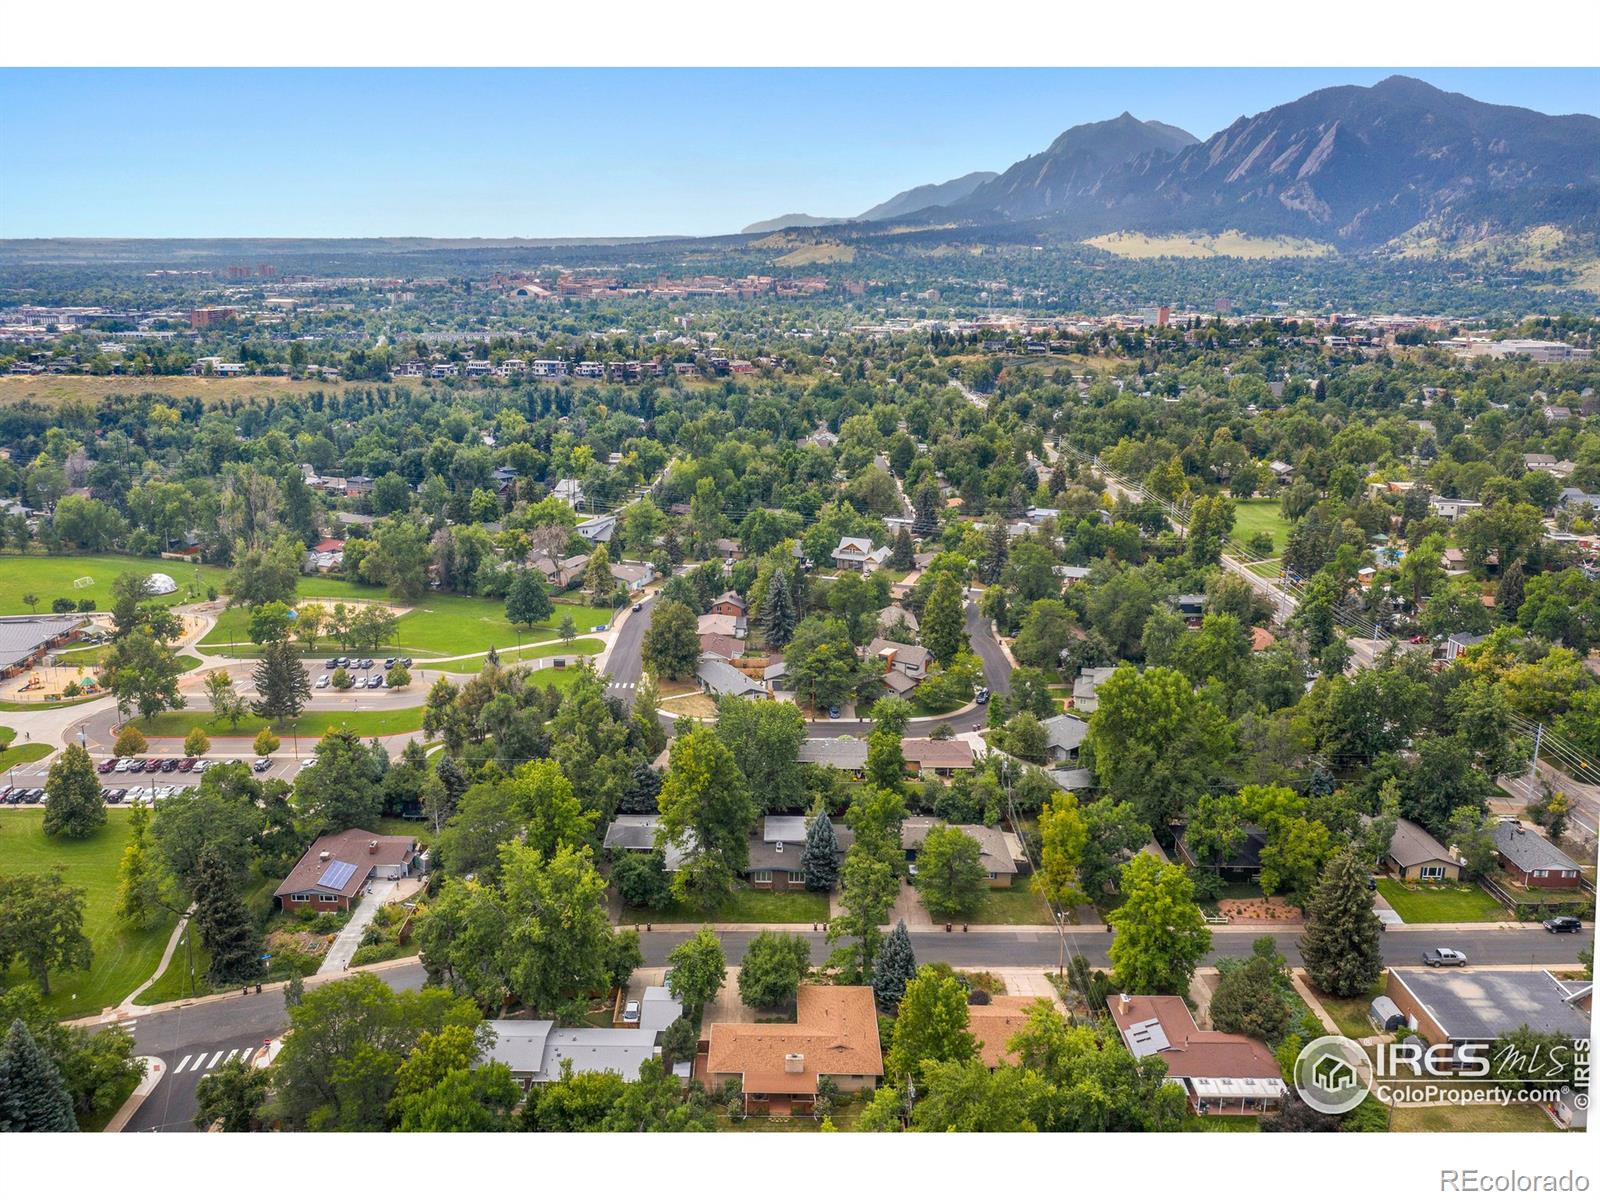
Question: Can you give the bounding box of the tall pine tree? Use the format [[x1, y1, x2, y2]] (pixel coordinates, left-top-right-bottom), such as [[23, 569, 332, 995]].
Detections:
[[871, 919, 917, 1012], [192, 851, 264, 986], [252, 639, 311, 725], [912, 480, 942, 539], [921, 572, 968, 667], [980, 520, 1009, 585], [1299, 849, 1384, 998], [802, 812, 841, 892], [0, 1019, 78, 1132], [888, 527, 915, 571], [760, 566, 797, 647]]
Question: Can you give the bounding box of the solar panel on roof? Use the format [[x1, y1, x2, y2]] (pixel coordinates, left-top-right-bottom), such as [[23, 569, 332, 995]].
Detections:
[[317, 859, 359, 889], [1125, 1017, 1170, 1056]]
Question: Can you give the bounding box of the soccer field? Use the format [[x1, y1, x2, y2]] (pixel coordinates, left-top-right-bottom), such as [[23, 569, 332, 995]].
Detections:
[[0, 554, 228, 615]]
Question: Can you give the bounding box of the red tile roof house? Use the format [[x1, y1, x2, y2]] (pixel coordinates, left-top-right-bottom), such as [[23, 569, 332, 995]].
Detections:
[[1106, 993, 1288, 1116], [702, 985, 883, 1117], [274, 829, 420, 913]]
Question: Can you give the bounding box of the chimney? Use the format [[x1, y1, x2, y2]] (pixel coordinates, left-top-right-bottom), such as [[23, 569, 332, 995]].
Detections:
[[775, 842, 784, 854], [319, 850, 331, 862], [1118, 993, 1132, 1015], [784, 1052, 805, 1074], [369, 840, 379, 854]]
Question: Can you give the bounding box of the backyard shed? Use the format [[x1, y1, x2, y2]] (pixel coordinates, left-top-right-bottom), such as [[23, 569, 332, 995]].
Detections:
[[1369, 995, 1406, 1032]]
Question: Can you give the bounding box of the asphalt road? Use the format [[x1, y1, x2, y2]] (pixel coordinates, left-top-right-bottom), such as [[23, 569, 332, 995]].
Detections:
[[602, 591, 654, 707], [111, 924, 1589, 1132]]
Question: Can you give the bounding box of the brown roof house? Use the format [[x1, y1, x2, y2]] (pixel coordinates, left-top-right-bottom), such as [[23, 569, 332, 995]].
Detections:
[[275, 829, 419, 913], [968, 995, 1035, 1067], [1107, 993, 1287, 1116], [901, 737, 975, 776], [903, 818, 1018, 887], [1384, 818, 1462, 881], [703, 984, 883, 1116]]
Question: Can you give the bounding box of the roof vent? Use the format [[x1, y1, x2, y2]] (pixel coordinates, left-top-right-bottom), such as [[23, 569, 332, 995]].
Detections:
[[319, 850, 331, 862], [368, 839, 379, 854], [784, 1052, 805, 1074], [775, 842, 784, 854]]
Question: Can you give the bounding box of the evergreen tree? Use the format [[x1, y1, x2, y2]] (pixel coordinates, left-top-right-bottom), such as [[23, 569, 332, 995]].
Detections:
[[760, 566, 798, 647], [801, 811, 841, 892], [888, 527, 915, 571], [251, 639, 311, 725], [980, 520, 1009, 585], [921, 572, 968, 666], [115, 799, 167, 928], [43, 744, 105, 839], [191, 851, 263, 986], [1299, 849, 1384, 998], [1495, 557, 1526, 617], [912, 480, 942, 539], [871, 919, 917, 1012], [0, 1018, 78, 1132]]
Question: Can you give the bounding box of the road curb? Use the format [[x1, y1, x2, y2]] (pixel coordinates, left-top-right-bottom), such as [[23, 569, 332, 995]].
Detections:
[[103, 1056, 164, 1133]]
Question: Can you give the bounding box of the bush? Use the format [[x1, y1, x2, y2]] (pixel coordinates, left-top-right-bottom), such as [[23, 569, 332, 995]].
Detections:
[[51, 597, 76, 613], [184, 728, 211, 757], [114, 726, 148, 756], [253, 728, 280, 757], [63, 681, 82, 697], [77, 598, 97, 613], [331, 667, 352, 690], [387, 663, 411, 689], [612, 851, 673, 910]]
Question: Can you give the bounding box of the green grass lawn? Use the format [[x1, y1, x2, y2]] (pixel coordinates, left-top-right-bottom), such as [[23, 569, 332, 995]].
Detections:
[[136, 873, 294, 1004], [133, 705, 428, 740], [620, 886, 830, 926], [0, 725, 13, 746], [968, 884, 1053, 925], [1389, 1104, 1556, 1132], [200, 590, 615, 659], [0, 742, 53, 771], [1231, 499, 1291, 558], [0, 694, 105, 711], [424, 638, 606, 673], [1376, 878, 1507, 923], [53, 644, 202, 673], [1182, 1114, 1260, 1132], [1310, 977, 1386, 1041], [0, 553, 229, 615], [0, 809, 178, 1017]]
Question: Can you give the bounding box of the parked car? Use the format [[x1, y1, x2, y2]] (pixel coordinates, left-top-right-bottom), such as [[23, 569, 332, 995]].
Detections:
[[0, 787, 12, 803], [316, 673, 331, 688], [368, 674, 383, 688], [178, 758, 197, 772], [401, 658, 413, 668], [384, 657, 397, 669], [301, 756, 317, 770], [143, 759, 161, 773], [253, 757, 272, 772], [1543, 916, 1583, 934], [324, 657, 339, 669], [97, 758, 117, 773], [336, 656, 350, 667], [974, 686, 991, 705], [191, 759, 211, 772], [632, 602, 642, 613], [621, 999, 641, 1024], [827, 705, 841, 719], [160, 759, 179, 772], [1422, 948, 1468, 967]]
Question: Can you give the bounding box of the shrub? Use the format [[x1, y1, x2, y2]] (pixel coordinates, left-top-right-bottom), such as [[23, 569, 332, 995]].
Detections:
[[114, 726, 148, 756], [77, 598, 97, 613], [253, 729, 280, 757], [612, 850, 673, 909]]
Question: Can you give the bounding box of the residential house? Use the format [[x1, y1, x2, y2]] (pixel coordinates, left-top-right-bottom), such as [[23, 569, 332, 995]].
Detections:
[[304, 537, 345, 573], [1385, 969, 1591, 1063], [795, 737, 869, 776], [1558, 487, 1600, 510], [551, 478, 585, 508], [574, 513, 617, 544], [1384, 818, 1462, 881], [1268, 460, 1294, 484], [1070, 665, 1118, 714], [1444, 631, 1485, 661], [877, 604, 919, 635], [609, 560, 656, 594], [1176, 823, 1268, 881], [1041, 713, 1089, 765], [485, 986, 685, 1085], [1055, 565, 1092, 586], [866, 638, 929, 680], [1107, 993, 1287, 1115], [1491, 821, 1583, 889], [831, 536, 889, 573], [702, 985, 883, 1115], [967, 996, 1035, 1068], [902, 818, 1018, 887], [699, 632, 747, 661], [695, 655, 768, 699], [708, 591, 747, 619], [698, 612, 747, 640], [602, 814, 691, 870], [273, 829, 419, 913], [901, 737, 975, 776], [742, 815, 850, 890], [1429, 497, 1483, 521]]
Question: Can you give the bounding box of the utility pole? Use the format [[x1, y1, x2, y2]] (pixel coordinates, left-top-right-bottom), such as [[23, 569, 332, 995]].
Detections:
[[1530, 722, 1543, 778]]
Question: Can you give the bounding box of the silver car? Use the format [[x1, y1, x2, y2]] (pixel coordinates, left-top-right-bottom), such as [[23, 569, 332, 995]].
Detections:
[[1422, 948, 1468, 967]]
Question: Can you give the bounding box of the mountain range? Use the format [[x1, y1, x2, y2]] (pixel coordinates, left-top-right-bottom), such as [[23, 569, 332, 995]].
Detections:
[[745, 76, 1600, 253]]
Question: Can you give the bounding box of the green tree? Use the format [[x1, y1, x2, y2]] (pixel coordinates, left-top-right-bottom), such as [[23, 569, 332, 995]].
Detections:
[[0, 1019, 78, 1132], [191, 850, 263, 986], [801, 811, 841, 892], [388, 1024, 519, 1132], [641, 599, 700, 681], [736, 931, 811, 1009], [151, 770, 263, 891], [666, 928, 726, 1016], [193, 1058, 269, 1131], [104, 629, 184, 722], [558, 613, 578, 646], [115, 799, 168, 929], [1013, 598, 1075, 669], [293, 731, 382, 836], [885, 965, 977, 1086], [921, 572, 968, 666], [225, 535, 301, 608], [183, 727, 211, 757], [866, 726, 907, 792], [912, 1059, 1046, 1132], [251, 639, 311, 726], [43, 744, 105, 839], [759, 566, 798, 647], [505, 570, 553, 639], [1299, 849, 1384, 998], [714, 695, 806, 813], [656, 728, 757, 910], [0, 872, 92, 995], [1106, 853, 1212, 995], [784, 616, 863, 710], [584, 543, 613, 605], [826, 845, 898, 980], [247, 600, 295, 646], [912, 824, 988, 919], [871, 918, 917, 1012], [1033, 790, 1088, 911], [203, 670, 247, 730], [1209, 937, 1292, 1043]]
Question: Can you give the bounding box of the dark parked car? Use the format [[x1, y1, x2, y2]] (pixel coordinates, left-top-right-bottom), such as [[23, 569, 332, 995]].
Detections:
[[0, 787, 12, 803], [143, 759, 161, 773], [384, 657, 397, 669], [97, 758, 117, 774], [161, 758, 180, 772], [1543, 916, 1583, 934], [178, 758, 197, 772], [401, 658, 413, 668], [368, 674, 383, 688], [324, 657, 339, 669]]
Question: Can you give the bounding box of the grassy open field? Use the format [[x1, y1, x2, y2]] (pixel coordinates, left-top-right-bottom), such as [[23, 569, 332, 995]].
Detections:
[[619, 886, 829, 926], [1084, 230, 1336, 260], [1231, 499, 1292, 557], [200, 589, 614, 659], [0, 809, 178, 1017], [0, 374, 370, 408], [132, 704, 428, 740], [1309, 976, 1386, 1041], [1389, 1103, 1557, 1132], [424, 637, 606, 673], [0, 553, 227, 615], [1375, 878, 1507, 923], [0, 742, 53, 771]]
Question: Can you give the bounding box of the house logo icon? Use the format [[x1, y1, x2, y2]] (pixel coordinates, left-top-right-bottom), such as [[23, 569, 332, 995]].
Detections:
[[1294, 1036, 1373, 1115]]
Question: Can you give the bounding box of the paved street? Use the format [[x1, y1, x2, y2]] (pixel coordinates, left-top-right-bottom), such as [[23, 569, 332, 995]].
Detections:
[[107, 924, 1586, 1132]]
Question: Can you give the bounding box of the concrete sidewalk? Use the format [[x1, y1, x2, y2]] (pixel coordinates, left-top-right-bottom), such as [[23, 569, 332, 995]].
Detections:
[[318, 881, 399, 975]]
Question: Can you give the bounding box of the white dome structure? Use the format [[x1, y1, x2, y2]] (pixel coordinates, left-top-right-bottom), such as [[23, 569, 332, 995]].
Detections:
[[144, 573, 178, 596]]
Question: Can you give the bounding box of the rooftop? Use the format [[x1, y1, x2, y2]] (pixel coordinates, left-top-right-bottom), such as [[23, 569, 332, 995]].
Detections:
[[1389, 969, 1592, 1042]]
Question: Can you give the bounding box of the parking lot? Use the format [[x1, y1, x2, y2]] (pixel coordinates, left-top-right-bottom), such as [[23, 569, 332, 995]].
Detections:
[[0, 752, 316, 807], [311, 654, 415, 692]]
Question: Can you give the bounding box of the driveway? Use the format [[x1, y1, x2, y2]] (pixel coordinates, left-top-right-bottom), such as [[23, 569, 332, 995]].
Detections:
[[317, 881, 398, 975]]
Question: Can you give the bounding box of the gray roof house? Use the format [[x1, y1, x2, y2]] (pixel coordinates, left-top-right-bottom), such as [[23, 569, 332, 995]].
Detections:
[[1490, 820, 1583, 888], [602, 814, 692, 870], [486, 985, 686, 1084], [1071, 666, 1119, 713], [695, 655, 768, 699], [1041, 713, 1089, 764], [1386, 969, 1593, 1045], [866, 638, 929, 678], [902, 818, 1018, 883], [575, 513, 616, 543], [797, 738, 870, 772]]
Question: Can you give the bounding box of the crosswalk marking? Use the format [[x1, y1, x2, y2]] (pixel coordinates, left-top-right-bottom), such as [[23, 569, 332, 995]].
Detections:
[[175, 1054, 192, 1072], [222, 1049, 240, 1063], [205, 1050, 225, 1070], [608, 680, 636, 690]]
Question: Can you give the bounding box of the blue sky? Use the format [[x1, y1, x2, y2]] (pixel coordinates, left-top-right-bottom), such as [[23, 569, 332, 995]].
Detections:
[[3, 68, 1596, 238]]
